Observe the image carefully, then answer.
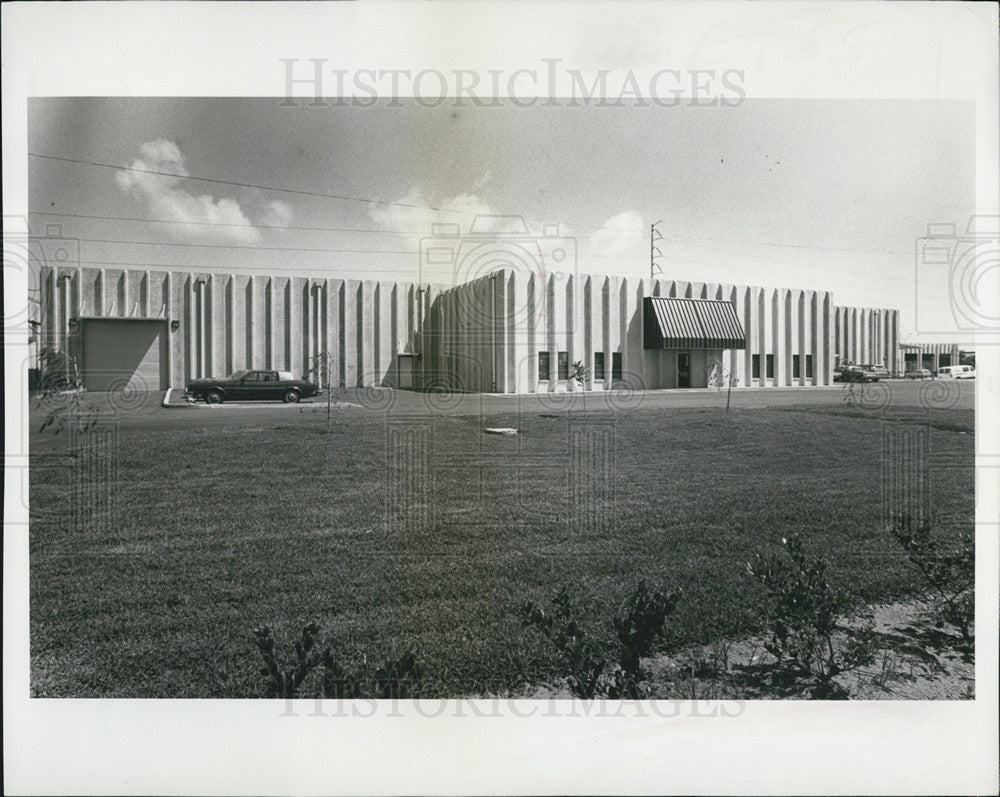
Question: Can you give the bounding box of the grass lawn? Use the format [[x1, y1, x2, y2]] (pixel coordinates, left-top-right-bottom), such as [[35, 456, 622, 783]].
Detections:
[[29, 404, 975, 697]]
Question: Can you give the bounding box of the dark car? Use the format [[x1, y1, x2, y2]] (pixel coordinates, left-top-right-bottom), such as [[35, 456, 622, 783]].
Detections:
[[186, 369, 319, 404], [836, 365, 867, 383], [862, 364, 889, 381]]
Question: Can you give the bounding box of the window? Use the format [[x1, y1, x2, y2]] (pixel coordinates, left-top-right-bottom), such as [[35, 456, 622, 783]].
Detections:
[[612, 352, 623, 380], [752, 354, 760, 379], [766, 354, 774, 379], [793, 355, 801, 379], [557, 351, 569, 380], [805, 355, 814, 379], [594, 352, 606, 380], [538, 351, 550, 381]]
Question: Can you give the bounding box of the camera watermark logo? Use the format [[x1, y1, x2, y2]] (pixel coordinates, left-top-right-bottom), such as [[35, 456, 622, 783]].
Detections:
[[420, 215, 577, 329], [915, 215, 999, 337], [4, 218, 81, 336]]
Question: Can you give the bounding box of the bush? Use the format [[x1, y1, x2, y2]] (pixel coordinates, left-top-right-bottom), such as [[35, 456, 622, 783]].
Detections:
[[253, 623, 423, 699], [252, 622, 324, 699], [523, 581, 681, 699], [885, 515, 974, 642], [746, 536, 876, 698], [38, 347, 80, 392]]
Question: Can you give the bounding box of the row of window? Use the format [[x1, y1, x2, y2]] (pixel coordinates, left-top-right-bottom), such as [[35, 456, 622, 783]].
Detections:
[[751, 354, 814, 379], [537, 352, 817, 381], [538, 351, 623, 382]]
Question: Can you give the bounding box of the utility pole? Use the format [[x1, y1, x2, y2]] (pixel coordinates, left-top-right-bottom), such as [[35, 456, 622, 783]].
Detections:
[[650, 220, 664, 280]]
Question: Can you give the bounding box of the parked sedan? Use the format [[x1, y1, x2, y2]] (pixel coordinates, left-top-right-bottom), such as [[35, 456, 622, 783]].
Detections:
[[836, 365, 871, 383], [862, 364, 890, 381], [186, 369, 320, 404], [905, 368, 933, 380]]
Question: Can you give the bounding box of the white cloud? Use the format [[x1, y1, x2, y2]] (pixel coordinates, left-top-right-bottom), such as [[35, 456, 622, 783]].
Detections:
[[261, 199, 293, 230], [368, 187, 494, 238], [587, 210, 646, 260], [370, 190, 650, 282], [115, 140, 291, 244]]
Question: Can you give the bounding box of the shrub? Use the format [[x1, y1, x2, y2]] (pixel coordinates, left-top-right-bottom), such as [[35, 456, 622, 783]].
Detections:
[[522, 587, 606, 698], [253, 622, 423, 699], [38, 347, 80, 392], [746, 535, 876, 698], [252, 622, 324, 699], [523, 581, 681, 699], [35, 348, 101, 436], [885, 515, 974, 642]]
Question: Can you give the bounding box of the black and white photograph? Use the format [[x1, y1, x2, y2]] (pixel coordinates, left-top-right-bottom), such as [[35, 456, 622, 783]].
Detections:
[[4, 2, 998, 795]]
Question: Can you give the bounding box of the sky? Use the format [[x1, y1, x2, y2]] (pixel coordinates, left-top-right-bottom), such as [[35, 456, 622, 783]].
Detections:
[[28, 97, 975, 339]]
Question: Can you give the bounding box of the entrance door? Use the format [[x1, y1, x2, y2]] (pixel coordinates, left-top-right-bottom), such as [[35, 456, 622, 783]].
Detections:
[[677, 352, 691, 388]]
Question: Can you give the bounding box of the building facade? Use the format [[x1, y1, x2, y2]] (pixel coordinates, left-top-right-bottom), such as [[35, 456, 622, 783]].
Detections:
[[898, 342, 965, 374], [37, 263, 901, 394], [833, 304, 901, 374]]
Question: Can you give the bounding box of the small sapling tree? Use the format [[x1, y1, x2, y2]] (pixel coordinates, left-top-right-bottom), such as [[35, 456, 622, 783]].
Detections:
[[707, 358, 738, 413], [36, 347, 99, 436], [571, 360, 590, 413], [308, 350, 335, 432]]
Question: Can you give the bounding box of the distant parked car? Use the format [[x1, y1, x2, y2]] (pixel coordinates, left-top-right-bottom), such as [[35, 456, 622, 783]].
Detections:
[[863, 364, 890, 381], [837, 365, 879, 383], [905, 368, 933, 380], [186, 369, 319, 404], [834, 365, 858, 382], [936, 364, 975, 380]]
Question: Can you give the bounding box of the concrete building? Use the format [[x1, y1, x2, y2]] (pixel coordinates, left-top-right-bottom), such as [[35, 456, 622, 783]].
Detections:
[[833, 304, 901, 374], [898, 342, 966, 374], [37, 262, 901, 394]]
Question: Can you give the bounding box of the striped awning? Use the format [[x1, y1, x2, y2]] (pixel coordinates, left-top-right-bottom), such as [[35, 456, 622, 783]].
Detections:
[[643, 297, 746, 350]]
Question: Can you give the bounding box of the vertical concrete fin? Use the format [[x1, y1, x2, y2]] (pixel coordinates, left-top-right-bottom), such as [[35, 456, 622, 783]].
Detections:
[[226, 276, 235, 376]]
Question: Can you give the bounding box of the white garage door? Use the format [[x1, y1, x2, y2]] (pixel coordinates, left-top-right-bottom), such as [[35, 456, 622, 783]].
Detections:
[[80, 319, 167, 391]]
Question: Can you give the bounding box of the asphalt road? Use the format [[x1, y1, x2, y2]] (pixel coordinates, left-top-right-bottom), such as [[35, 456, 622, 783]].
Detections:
[[22, 379, 975, 451]]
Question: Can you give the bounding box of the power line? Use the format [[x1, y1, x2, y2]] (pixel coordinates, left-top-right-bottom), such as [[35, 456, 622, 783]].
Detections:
[[29, 208, 915, 257], [65, 235, 420, 255], [659, 238, 918, 283], [28, 152, 643, 235], [48, 233, 688, 260], [36, 231, 918, 283], [31, 152, 459, 212], [30, 156, 918, 255], [29, 152, 918, 286], [661, 232, 913, 257], [31, 209, 401, 236]]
